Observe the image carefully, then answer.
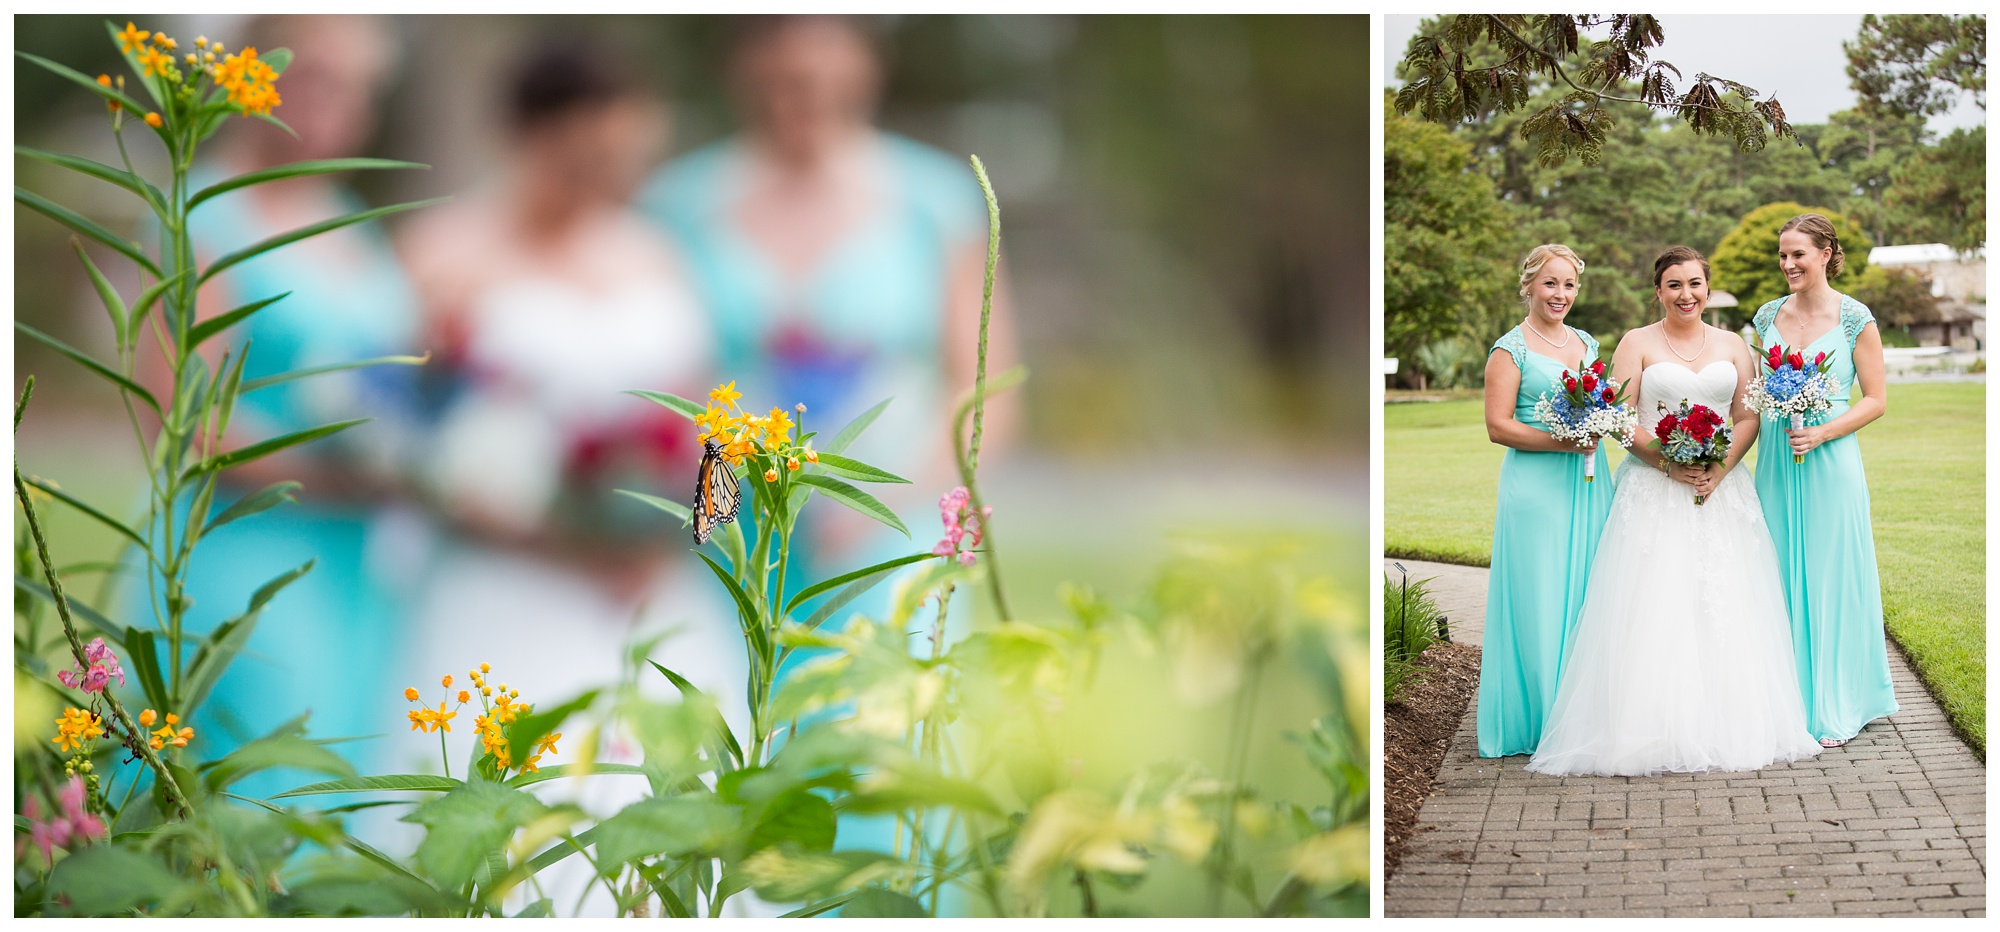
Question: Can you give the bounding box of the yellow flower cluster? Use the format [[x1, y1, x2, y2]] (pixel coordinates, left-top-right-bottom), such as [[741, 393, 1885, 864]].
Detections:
[[110, 23, 279, 119], [695, 381, 818, 478], [52, 708, 103, 753], [138, 709, 194, 750], [405, 663, 560, 776], [215, 46, 280, 116]]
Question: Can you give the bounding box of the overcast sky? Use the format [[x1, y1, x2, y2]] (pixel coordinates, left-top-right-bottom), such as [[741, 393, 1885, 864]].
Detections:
[[1382, 14, 1985, 134]]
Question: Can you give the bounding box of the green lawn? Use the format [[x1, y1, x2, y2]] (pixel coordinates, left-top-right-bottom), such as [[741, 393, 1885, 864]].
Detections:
[[1386, 382, 1986, 754]]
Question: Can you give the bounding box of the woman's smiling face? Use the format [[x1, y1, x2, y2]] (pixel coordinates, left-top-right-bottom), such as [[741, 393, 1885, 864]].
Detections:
[[1778, 229, 1829, 293], [1526, 257, 1579, 323], [1656, 260, 1709, 322]]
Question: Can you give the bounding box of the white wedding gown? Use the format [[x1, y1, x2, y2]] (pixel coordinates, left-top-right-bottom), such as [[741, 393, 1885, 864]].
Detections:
[[1526, 360, 1823, 776]]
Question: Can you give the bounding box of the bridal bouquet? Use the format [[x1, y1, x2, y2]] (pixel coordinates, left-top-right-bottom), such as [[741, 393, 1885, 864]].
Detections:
[[1742, 343, 1836, 464], [1652, 400, 1731, 505], [1532, 360, 1638, 482]]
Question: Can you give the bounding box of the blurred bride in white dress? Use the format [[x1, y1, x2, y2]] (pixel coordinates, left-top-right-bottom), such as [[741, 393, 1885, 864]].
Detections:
[[396, 37, 738, 864]]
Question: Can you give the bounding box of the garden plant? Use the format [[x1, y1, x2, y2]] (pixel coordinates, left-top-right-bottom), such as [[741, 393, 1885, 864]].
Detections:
[[13, 24, 1367, 917]]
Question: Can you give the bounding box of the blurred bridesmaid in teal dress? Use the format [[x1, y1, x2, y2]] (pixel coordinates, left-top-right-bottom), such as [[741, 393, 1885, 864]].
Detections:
[[1477, 244, 1614, 758], [640, 15, 1017, 600], [1752, 213, 1895, 747], [171, 15, 427, 793]]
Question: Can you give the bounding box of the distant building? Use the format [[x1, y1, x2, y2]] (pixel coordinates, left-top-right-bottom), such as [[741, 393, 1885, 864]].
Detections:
[[1867, 244, 1986, 351]]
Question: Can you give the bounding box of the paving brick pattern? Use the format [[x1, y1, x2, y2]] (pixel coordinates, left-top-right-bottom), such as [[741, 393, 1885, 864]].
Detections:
[[1383, 560, 1986, 918]]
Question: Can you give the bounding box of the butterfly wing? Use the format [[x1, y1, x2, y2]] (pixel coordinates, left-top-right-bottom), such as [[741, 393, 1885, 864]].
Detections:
[[692, 441, 743, 545]]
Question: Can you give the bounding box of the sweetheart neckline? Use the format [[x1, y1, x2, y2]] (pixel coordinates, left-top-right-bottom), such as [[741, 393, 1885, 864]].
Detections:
[[1642, 359, 1735, 377]]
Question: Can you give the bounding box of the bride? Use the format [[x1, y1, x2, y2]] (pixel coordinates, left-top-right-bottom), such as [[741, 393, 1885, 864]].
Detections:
[[1527, 246, 1823, 776]]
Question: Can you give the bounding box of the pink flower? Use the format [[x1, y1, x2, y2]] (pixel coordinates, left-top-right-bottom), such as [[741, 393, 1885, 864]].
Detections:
[[57, 638, 125, 694], [932, 486, 991, 565], [18, 778, 101, 863]]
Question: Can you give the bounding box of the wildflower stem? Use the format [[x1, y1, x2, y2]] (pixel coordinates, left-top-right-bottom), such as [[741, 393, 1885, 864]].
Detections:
[[964, 156, 1012, 622], [13, 454, 192, 819]]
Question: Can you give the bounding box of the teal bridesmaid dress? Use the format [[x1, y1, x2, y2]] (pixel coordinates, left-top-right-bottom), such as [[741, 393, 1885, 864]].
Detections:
[[1754, 294, 1898, 742], [1477, 326, 1614, 757]]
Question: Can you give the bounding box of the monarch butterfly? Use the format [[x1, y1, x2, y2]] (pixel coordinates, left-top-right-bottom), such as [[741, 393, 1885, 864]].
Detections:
[[692, 439, 742, 545]]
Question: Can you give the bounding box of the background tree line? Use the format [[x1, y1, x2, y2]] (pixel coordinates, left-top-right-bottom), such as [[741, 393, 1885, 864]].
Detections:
[[1386, 14, 1985, 389]]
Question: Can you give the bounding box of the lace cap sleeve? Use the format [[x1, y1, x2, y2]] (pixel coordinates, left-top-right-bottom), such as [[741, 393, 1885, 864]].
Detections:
[[1490, 327, 1527, 372], [1841, 295, 1877, 348], [1574, 327, 1601, 364], [1752, 297, 1785, 337]]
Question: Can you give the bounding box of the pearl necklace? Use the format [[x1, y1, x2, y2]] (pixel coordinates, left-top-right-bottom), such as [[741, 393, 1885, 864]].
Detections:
[[1661, 321, 1706, 362], [1524, 318, 1571, 349]]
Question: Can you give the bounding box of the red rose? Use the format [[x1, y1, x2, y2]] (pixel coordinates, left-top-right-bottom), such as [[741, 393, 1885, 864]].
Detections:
[[1590, 360, 1606, 376], [1580, 373, 1598, 392], [1601, 386, 1615, 403]]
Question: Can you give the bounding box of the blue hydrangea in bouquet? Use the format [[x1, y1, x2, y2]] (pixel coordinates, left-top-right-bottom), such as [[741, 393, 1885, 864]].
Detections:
[[1651, 399, 1731, 505], [1742, 343, 1835, 464], [1532, 359, 1639, 482]]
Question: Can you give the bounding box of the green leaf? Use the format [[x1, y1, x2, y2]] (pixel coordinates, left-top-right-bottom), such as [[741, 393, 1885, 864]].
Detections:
[[201, 197, 447, 284], [511, 899, 554, 918], [69, 237, 127, 344], [503, 689, 597, 777], [14, 321, 159, 413], [591, 794, 739, 869], [614, 488, 691, 525], [14, 577, 125, 642], [524, 825, 599, 876], [737, 846, 907, 903], [778, 892, 860, 918], [204, 734, 358, 793], [796, 474, 909, 537], [810, 451, 911, 484], [16, 144, 163, 205], [648, 660, 744, 770], [747, 788, 836, 855], [188, 158, 428, 211], [625, 388, 704, 420], [503, 762, 647, 789], [402, 780, 547, 890], [186, 291, 289, 351], [124, 271, 187, 348], [182, 559, 315, 712], [211, 339, 252, 440], [843, 772, 1004, 816], [14, 186, 159, 276], [206, 481, 300, 534], [842, 886, 929, 917], [47, 845, 186, 916], [12, 49, 151, 117], [695, 551, 769, 659], [784, 552, 935, 617], [125, 627, 171, 712], [192, 418, 368, 475], [240, 353, 430, 394], [825, 397, 893, 455], [273, 773, 463, 799], [20, 475, 145, 549]]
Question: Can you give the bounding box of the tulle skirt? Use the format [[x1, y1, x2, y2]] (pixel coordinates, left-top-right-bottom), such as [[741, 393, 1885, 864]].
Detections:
[[1526, 458, 1823, 776]]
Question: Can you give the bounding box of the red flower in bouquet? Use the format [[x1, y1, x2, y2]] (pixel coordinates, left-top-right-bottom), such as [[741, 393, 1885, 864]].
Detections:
[[1563, 373, 1578, 392], [1601, 386, 1615, 403], [1767, 345, 1783, 369], [1655, 412, 1680, 443], [1814, 351, 1826, 366], [1787, 350, 1805, 370], [1590, 360, 1605, 376], [1580, 372, 1598, 392]]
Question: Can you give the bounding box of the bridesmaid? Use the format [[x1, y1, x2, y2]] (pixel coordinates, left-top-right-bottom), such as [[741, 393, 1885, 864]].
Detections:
[[1752, 213, 1896, 747], [1477, 244, 1615, 757]]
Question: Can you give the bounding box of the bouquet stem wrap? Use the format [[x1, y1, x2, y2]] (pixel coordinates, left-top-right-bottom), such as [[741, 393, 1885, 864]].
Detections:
[[1790, 412, 1805, 465]]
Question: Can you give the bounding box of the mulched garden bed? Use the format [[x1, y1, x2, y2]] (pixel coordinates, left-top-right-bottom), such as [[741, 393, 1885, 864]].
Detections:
[[1383, 641, 1480, 881]]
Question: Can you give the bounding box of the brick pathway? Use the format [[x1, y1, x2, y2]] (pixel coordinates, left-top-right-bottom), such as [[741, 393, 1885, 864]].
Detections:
[[1383, 560, 1987, 918]]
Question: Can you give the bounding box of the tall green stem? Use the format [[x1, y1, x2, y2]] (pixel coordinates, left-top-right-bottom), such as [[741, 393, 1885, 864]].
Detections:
[[962, 156, 1012, 622]]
